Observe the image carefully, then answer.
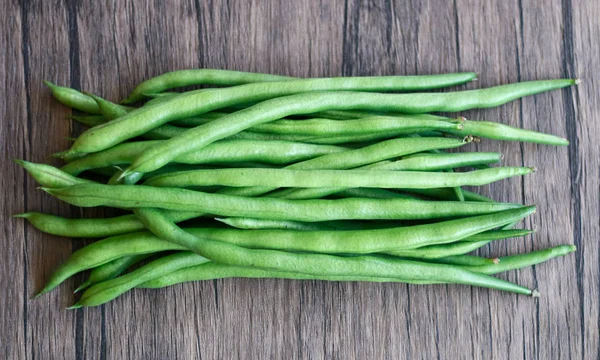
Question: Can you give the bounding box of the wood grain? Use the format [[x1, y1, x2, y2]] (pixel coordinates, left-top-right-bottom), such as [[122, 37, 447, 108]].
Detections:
[[1, 0, 598, 359]]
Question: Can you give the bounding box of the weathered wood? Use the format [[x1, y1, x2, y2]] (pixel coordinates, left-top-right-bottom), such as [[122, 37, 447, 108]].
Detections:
[[1, 0, 597, 359]]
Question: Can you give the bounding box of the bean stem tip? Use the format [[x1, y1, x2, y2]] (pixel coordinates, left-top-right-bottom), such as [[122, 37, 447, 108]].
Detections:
[[531, 290, 540, 298]]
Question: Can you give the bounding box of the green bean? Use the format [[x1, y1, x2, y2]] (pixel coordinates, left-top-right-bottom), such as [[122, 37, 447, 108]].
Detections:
[[35, 231, 188, 296], [245, 116, 463, 137], [139, 244, 574, 291], [69, 115, 106, 127], [387, 229, 533, 259], [266, 152, 502, 200], [75, 254, 153, 293], [328, 188, 414, 199], [385, 152, 502, 170], [134, 209, 535, 299], [67, 73, 487, 157], [216, 218, 338, 231], [44, 81, 101, 114], [137, 261, 411, 290], [87, 93, 132, 119], [143, 166, 534, 189], [14, 212, 145, 238], [464, 245, 576, 275], [16, 160, 93, 188], [108, 79, 575, 180], [123, 69, 299, 104], [71, 252, 211, 307], [179, 209, 533, 255], [214, 137, 470, 197], [442, 119, 569, 146], [404, 188, 495, 202], [61, 139, 347, 175], [44, 183, 527, 222], [16, 209, 200, 238], [427, 255, 496, 267]]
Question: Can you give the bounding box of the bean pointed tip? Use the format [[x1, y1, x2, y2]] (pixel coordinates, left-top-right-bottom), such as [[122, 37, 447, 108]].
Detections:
[[13, 213, 30, 219], [66, 303, 83, 310], [14, 159, 28, 166], [74, 281, 91, 293], [43, 80, 57, 89]]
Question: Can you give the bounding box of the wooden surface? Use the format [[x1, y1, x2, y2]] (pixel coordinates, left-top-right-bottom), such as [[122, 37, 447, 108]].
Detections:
[[1, 1, 598, 359]]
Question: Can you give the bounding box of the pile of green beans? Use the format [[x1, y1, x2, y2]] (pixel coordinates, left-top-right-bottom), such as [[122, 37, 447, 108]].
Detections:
[[17, 69, 577, 308]]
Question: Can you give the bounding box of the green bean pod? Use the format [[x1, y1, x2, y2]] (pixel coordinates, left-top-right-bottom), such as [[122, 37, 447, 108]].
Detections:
[[465, 245, 576, 274], [61, 140, 347, 175], [139, 244, 574, 292], [16, 160, 93, 188], [387, 229, 533, 259], [44, 81, 101, 114], [75, 250, 530, 308], [248, 116, 463, 136], [44, 183, 527, 222], [123, 69, 298, 104], [143, 167, 534, 189], [178, 208, 534, 254], [443, 119, 569, 146]]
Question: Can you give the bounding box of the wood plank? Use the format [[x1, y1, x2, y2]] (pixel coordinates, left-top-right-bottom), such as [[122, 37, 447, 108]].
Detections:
[[0, 0, 27, 358], [571, 0, 600, 358]]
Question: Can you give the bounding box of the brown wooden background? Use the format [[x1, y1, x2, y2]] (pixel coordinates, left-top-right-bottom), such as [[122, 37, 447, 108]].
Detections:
[[1, 1, 598, 359]]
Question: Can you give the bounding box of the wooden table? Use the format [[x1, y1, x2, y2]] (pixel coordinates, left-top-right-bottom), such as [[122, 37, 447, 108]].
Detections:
[[1, 1, 598, 359]]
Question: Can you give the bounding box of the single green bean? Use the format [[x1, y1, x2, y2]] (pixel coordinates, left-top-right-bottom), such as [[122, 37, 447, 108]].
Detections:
[[61, 139, 347, 175], [75, 254, 153, 293], [465, 245, 576, 274], [44, 183, 528, 222], [66, 73, 484, 156], [248, 116, 463, 136], [123, 69, 298, 104], [16, 160, 93, 188], [179, 209, 534, 254], [266, 153, 502, 200], [143, 167, 534, 189], [405, 188, 495, 202], [44, 81, 101, 114], [443, 119, 569, 146]]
